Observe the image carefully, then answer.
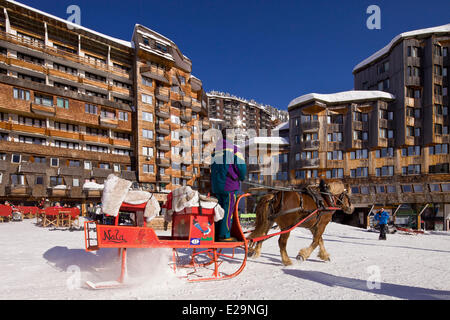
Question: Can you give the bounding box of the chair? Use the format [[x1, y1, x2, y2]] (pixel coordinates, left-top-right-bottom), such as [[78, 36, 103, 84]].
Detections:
[[43, 207, 60, 228], [0, 205, 12, 222]]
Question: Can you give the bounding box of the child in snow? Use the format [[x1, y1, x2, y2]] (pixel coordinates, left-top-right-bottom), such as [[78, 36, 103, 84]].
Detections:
[[374, 208, 390, 240]]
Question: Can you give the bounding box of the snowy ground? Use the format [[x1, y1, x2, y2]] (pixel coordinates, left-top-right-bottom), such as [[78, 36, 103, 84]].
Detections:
[[1, 218, 450, 300]]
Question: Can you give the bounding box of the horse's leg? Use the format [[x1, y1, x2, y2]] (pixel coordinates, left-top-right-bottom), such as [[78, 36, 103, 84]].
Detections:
[[248, 222, 273, 259], [296, 227, 319, 261], [317, 236, 331, 262], [278, 231, 292, 266]]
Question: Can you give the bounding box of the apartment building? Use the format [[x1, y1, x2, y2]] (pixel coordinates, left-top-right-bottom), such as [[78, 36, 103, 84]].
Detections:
[[0, 0, 210, 208], [352, 23, 450, 229], [207, 91, 278, 137]]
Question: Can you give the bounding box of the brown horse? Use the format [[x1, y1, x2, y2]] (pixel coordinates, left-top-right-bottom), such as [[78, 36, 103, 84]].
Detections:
[[248, 181, 354, 266]]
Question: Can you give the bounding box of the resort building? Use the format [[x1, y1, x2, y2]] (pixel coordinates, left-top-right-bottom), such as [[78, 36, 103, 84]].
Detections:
[[0, 0, 210, 209]]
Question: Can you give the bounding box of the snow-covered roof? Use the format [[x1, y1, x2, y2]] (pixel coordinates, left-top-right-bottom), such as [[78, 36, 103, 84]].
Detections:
[[288, 90, 395, 109], [273, 121, 289, 131], [353, 23, 450, 73], [7, 0, 132, 48], [245, 136, 289, 147]]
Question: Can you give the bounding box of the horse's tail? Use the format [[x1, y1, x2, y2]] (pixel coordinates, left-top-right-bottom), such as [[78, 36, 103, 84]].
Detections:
[[248, 193, 276, 240]]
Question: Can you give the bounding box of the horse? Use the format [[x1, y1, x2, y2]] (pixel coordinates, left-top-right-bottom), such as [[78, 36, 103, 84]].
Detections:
[[247, 181, 354, 266]]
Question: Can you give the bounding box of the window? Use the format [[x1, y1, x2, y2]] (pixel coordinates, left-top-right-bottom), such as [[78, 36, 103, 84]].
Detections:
[[100, 109, 116, 119], [53, 63, 77, 75], [350, 186, 360, 194], [171, 115, 180, 124], [402, 164, 421, 175], [142, 129, 153, 139], [429, 144, 448, 155], [143, 147, 153, 157], [429, 184, 441, 192], [19, 135, 45, 145], [327, 150, 343, 160], [33, 156, 46, 163], [142, 93, 153, 104], [142, 77, 153, 87], [118, 111, 128, 121], [72, 178, 80, 187], [11, 174, 25, 186], [85, 104, 98, 115], [50, 176, 64, 187], [113, 164, 121, 172], [35, 176, 44, 185], [407, 46, 420, 57], [350, 167, 368, 178], [86, 145, 108, 153], [86, 90, 107, 99], [326, 168, 343, 179], [413, 184, 423, 193], [376, 186, 386, 194], [376, 166, 394, 177], [434, 64, 443, 76], [50, 158, 59, 167], [69, 160, 80, 167], [85, 71, 106, 83], [142, 112, 153, 122], [402, 146, 421, 157], [435, 124, 442, 135], [55, 140, 79, 149], [86, 127, 108, 137], [434, 45, 442, 57], [353, 130, 367, 141], [143, 164, 154, 173], [435, 85, 442, 96], [84, 161, 92, 170], [441, 184, 450, 192], [56, 97, 69, 109], [350, 149, 368, 159], [13, 88, 30, 100], [401, 185, 413, 193], [376, 148, 394, 158], [387, 185, 396, 193], [99, 163, 110, 169], [328, 132, 343, 142], [11, 154, 21, 164], [54, 122, 78, 133], [34, 94, 53, 106]]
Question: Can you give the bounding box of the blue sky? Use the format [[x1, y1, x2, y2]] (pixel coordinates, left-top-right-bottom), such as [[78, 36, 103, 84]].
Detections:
[[17, 0, 450, 110]]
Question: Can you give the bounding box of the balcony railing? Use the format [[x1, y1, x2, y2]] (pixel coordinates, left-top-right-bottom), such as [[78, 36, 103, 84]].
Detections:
[[0, 31, 130, 77], [301, 121, 320, 132]]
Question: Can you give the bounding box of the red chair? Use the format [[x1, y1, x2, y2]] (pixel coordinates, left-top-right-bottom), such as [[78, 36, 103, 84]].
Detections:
[[0, 205, 12, 222], [43, 207, 60, 228]]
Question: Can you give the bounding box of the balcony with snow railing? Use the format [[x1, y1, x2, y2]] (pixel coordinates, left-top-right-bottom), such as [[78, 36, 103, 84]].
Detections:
[[82, 181, 104, 198], [48, 185, 70, 197]]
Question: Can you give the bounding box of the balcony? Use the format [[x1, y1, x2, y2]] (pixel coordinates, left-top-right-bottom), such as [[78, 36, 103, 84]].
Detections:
[[111, 138, 131, 148], [301, 140, 320, 150], [99, 116, 119, 128], [139, 65, 170, 84], [155, 87, 170, 102], [47, 129, 81, 140], [301, 121, 320, 132], [156, 106, 170, 119], [181, 170, 193, 179], [180, 111, 191, 122], [48, 186, 70, 197], [156, 140, 170, 151], [159, 175, 171, 183], [405, 76, 421, 87], [156, 123, 170, 135], [6, 185, 31, 196], [82, 134, 110, 145], [11, 123, 46, 136], [31, 103, 56, 117], [181, 96, 192, 107], [192, 99, 202, 113], [157, 158, 171, 167]]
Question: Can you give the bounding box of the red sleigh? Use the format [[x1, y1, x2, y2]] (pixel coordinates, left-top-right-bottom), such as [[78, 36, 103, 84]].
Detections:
[[84, 194, 250, 289]]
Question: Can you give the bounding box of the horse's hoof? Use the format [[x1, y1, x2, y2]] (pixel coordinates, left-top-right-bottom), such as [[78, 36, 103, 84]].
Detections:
[[296, 255, 305, 262]]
